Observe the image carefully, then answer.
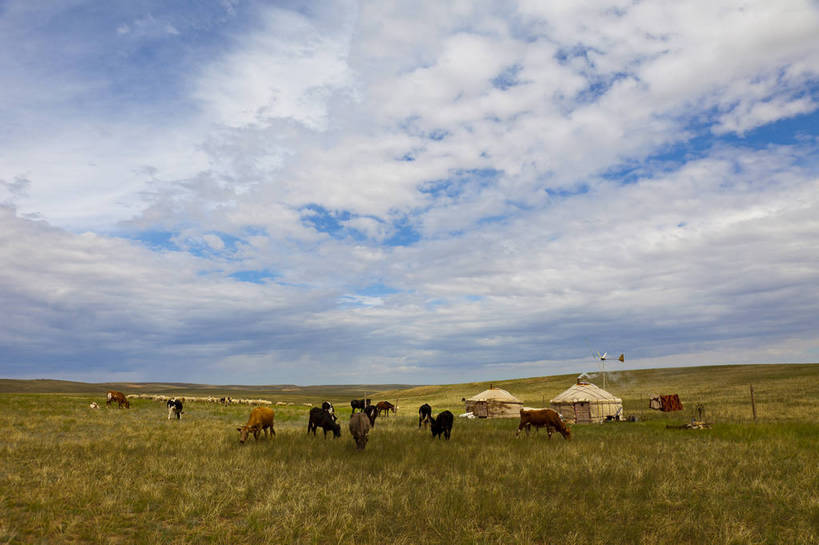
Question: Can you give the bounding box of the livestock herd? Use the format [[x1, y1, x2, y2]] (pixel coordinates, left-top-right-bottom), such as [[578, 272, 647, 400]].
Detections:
[[101, 390, 571, 451]]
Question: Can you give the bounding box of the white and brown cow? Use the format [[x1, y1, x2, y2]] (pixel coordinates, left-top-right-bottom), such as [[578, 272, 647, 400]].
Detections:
[[516, 408, 571, 440], [106, 390, 130, 409]]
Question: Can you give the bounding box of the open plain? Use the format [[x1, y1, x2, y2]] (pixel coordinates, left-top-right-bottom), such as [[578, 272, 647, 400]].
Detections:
[[1, 364, 817, 545]]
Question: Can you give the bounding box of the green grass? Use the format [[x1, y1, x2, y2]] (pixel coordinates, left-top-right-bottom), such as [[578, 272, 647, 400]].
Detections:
[[1, 364, 818, 544]]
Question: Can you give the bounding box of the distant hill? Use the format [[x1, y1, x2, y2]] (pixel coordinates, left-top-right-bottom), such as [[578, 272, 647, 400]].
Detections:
[[0, 379, 415, 399], [373, 363, 819, 421], [3, 363, 817, 401]]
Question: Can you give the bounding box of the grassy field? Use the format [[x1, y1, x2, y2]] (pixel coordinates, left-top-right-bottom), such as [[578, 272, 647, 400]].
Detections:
[[1, 364, 817, 544]]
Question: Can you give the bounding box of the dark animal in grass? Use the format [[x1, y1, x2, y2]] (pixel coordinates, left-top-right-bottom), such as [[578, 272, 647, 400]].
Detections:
[[350, 398, 371, 413], [308, 407, 341, 438], [106, 390, 130, 409], [430, 410, 454, 439], [364, 404, 379, 427], [322, 401, 337, 421], [376, 401, 395, 417], [167, 398, 184, 420], [237, 407, 276, 444], [418, 403, 432, 429], [515, 408, 571, 440], [349, 412, 371, 450]]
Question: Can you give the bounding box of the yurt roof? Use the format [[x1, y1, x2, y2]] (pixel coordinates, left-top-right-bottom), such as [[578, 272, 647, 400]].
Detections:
[[550, 382, 622, 403], [466, 388, 523, 403]]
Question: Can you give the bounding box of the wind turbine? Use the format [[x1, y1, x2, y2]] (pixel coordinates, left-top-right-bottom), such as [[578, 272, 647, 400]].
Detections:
[[592, 352, 625, 389]]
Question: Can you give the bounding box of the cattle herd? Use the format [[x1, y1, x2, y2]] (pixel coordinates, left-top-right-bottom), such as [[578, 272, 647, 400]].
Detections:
[[101, 390, 571, 451]]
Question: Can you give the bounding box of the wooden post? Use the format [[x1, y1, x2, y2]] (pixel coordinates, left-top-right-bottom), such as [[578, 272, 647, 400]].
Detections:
[[750, 385, 757, 421]]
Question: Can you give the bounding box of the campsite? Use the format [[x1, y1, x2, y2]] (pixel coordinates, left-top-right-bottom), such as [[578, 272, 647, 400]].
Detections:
[[1, 363, 817, 545]]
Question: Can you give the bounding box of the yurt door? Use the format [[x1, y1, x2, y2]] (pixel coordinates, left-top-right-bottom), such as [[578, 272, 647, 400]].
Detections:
[[473, 402, 489, 418], [573, 402, 591, 423]]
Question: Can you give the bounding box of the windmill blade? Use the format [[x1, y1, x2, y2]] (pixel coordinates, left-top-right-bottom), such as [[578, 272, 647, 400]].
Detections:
[[601, 352, 607, 360]]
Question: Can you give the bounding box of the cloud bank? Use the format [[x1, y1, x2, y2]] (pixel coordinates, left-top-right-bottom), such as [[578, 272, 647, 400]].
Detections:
[[1, 0, 818, 384]]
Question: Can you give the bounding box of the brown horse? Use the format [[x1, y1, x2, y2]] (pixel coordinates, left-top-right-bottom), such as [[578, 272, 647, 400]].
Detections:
[[375, 401, 395, 417]]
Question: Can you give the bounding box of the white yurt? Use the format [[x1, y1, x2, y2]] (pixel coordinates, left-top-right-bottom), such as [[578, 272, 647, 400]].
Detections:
[[550, 380, 623, 423], [464, 387, 524, 418]]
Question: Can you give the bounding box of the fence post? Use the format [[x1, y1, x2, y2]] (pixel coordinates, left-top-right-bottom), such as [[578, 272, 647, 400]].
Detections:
[[749, 385, 757, 421]]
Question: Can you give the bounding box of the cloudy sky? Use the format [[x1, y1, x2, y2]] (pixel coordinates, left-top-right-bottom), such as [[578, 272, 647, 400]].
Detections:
[[1, 1, 818, 385]]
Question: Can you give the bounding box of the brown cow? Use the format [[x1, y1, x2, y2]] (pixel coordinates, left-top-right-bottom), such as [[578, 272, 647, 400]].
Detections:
[[349, 412, 371, 450], [106, 390, 130, 409], [237, 407, 276, 444], [516, 408, 571, 440]]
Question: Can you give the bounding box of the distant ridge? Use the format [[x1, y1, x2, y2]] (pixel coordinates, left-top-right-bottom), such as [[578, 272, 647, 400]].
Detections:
[[0, 378, 417, 396], [3, 363, 817, 397]]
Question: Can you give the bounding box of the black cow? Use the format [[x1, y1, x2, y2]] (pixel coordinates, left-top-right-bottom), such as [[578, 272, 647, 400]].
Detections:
[[418, 403, 432, 429], [167, 398, 183, 420], [350, 399, 372, 413], [308, 407, 341, 438], [430, 410, 454, 440], [364, 404, 378, 427], [322, 401, 337, 421]]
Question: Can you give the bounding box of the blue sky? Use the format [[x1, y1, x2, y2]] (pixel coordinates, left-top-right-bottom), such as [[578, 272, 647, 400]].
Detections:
[[1, 0, 818, 385]]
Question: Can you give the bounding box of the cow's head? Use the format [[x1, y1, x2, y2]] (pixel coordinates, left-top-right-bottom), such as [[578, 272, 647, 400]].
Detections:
[[237, 424, 258, 444], [331, 422, 341, 438]]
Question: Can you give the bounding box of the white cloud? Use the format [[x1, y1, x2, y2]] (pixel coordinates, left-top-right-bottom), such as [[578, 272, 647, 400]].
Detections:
[[1, 0, 818, 383], [193, 4, 358, 130]]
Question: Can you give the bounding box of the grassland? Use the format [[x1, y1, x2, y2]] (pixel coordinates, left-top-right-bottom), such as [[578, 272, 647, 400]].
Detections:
[[1, 364, 817, 544]]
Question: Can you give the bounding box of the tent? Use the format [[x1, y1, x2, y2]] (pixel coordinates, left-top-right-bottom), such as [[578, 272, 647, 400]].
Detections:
[[550, 380, 623, 424], [649, 393, 683, 412], [464, 388, 524, 418]]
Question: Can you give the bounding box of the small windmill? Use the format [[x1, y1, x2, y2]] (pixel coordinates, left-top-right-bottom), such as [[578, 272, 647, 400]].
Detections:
[[593, 352, 624, 389]]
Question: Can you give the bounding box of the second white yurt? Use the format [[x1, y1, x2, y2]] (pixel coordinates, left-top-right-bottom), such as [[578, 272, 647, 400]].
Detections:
[[550, 380, 623, 423]]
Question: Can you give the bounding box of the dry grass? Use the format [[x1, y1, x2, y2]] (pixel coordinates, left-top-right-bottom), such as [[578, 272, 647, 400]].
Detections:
[[1, 364, 818, 544]]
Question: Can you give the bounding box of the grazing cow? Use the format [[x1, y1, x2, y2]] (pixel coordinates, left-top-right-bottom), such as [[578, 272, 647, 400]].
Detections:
[[430, 410, 454, 440], [364, 404, 378, 427], [350, 398, 372, 414], [349, 412, 371, 450], [322, 401, 337, 421], [516, 409, 571, 440], [308, 407, 341, 438], [418, 403, 432, 429], [167, 398, 184, 420], [236, 407, 276, 444], [376, 401, 395, 417], [106, 391, 130, 409]]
